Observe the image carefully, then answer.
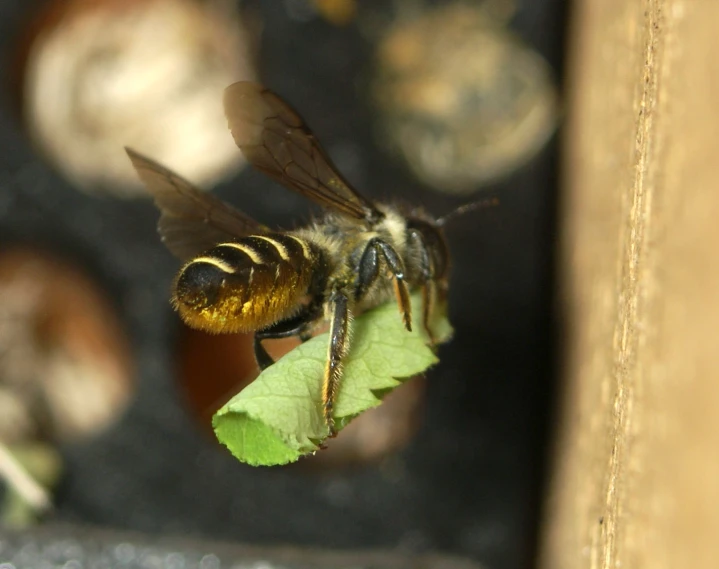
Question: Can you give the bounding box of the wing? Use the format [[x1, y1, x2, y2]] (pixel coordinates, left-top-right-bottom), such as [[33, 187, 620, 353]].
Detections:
[[125, 148, 269, 260], [224, 81, 382, 222]]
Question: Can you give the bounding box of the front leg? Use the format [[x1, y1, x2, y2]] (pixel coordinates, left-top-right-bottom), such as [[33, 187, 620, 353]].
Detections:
[[322, 290, 351, 437], [356, 238, 412, 332], [407, 227, 444, 347]]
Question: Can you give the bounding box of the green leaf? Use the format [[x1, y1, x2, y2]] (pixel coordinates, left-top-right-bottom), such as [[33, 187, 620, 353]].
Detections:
[[213, 292, 453, 466]]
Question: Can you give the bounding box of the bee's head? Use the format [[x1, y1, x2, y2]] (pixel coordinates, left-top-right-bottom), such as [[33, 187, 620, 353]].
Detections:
[[408, 217, 451, 280], [409, 197, 499, 281]]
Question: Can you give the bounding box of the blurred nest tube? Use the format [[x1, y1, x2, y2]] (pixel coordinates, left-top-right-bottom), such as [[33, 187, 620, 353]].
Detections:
[[0, 248, 134, 526], [370, 1, 558, 194], [18, 0, 257, 197], [0, 248, 134, 446]]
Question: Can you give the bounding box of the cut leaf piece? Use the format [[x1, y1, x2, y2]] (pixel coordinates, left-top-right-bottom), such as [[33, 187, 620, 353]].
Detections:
[[213, 292, 453, 466]]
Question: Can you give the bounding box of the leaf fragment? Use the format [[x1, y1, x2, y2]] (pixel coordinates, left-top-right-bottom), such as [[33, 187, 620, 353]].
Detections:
[[213, 293, 452, 466]]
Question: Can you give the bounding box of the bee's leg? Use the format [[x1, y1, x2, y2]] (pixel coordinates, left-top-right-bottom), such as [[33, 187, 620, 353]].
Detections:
[[419, 280, 437, 347], [253, 304, 322, 370], [356, 238, 412, 331], [407, 228, 437, 345], [323, 290, 350, 437]]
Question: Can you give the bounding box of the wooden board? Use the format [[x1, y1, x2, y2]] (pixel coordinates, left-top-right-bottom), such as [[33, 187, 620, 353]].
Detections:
[[540, 1, 719, 568]]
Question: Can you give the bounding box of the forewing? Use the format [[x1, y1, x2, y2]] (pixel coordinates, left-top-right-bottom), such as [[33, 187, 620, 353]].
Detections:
[[126, 148, 268, 260], [224, 82, 381, 221]]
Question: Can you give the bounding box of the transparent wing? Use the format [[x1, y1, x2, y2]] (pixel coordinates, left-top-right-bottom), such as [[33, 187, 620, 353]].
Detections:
[[224, 81, 382, 222], [126, 148, 269, 260]]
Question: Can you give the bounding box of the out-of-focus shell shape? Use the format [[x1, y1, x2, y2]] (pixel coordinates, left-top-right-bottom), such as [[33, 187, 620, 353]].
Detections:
[[22, 0, 256, 197], [372, 3, 558, 193]]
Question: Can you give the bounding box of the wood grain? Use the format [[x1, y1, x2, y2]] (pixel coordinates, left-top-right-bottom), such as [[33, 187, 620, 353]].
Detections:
[[540, 1, 719, 567]]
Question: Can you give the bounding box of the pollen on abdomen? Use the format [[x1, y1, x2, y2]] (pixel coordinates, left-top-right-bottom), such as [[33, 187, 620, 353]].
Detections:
[[172, 234, 317, 334]]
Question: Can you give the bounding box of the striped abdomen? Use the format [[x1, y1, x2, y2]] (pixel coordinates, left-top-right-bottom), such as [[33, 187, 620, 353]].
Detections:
[[172, 233, 318, 333]]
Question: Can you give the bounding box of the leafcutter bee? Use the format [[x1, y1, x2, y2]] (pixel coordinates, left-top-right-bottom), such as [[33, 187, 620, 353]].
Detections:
[[126, 82, 451, 436]]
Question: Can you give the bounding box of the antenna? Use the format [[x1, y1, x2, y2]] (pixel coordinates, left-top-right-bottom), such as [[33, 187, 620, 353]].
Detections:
[[436, 197, 499, 226]]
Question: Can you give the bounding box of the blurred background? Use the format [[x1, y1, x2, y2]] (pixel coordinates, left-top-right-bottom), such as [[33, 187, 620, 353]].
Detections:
[[0, 1, 564, 568]]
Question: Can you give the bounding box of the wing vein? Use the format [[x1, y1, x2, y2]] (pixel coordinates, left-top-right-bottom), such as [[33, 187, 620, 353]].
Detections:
[[224, 82, 383, 222]]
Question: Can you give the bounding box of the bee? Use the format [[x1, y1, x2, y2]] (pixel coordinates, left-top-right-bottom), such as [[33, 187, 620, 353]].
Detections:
[[126, 82, 451, 437]]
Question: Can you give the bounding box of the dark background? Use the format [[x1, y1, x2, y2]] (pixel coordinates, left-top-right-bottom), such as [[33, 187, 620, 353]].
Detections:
[[0, 1, 566, 568]]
